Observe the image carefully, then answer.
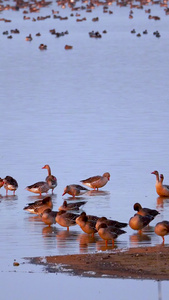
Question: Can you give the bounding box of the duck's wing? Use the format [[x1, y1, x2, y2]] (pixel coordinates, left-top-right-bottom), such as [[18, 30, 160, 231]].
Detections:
[[27, 181, 46, 189], [80, 176, 101, 184], [71, 184, 88, 191]]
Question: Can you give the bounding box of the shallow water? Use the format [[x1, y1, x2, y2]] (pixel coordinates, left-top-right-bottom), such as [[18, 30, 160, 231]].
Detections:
[[1, 0, 169, 298]]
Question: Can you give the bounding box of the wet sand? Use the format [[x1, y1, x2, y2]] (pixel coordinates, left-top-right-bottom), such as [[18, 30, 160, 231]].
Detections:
[[27, 246, 169, 280]]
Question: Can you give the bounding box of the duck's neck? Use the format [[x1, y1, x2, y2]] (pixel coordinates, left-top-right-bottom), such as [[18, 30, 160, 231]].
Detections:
[[155, 173, 160, 183], [46, 165, 51, 176]]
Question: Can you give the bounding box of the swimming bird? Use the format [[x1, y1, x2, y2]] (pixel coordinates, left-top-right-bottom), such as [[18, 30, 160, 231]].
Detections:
[[3, 176, 18, 196], [154, 220, 169, 244], [133, 203, 159, 218], [62, 184, 88, 198], [95, 217, 128, 231], [55, 210, 79, 231], [80, 172, 110, 190], [23, 196, 53, 214], [42, 164, 57, 194], [129, 214, 154, 234], [58, 200, 87, 211], [76, 212, 98, 236], [41, 208, 58, 226], [26, 181, 50, 196], [97, 223, 126, 246], [151, 170, 169, 196]]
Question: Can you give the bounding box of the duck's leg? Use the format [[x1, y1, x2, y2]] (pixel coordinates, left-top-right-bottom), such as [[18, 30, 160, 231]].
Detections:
[[105, 240, 108, 247], [162, 236, 165, 245]]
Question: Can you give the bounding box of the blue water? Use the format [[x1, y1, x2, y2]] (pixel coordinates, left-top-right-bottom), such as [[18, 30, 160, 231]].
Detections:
[[1, 0, 169, 298]]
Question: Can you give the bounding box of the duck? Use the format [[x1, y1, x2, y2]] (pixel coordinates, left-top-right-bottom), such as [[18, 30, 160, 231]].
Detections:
[[151, 170, 169, 196], [23, 196, 53, 214], [76, 212, 98, 236], [129, 214, 154, 234], [97, 223, 126, 246], [42, 164, 57, 194], [62, 184, 88, 198], [154, 220, 169, 244], [26, 181, 50, 196], [80, 172, 110, 190], [3, 176, 18, 196], [133, 202, 159, 218], [0, 178, 4, 189], [41, 208, 58, 226], [25, 33, 32, 41], [58, 200, 87, 211], [55, 210, 79, 231], [95, 216, 128, 231]]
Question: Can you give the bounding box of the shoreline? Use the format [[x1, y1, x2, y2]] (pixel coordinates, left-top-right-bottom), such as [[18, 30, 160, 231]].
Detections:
[[26, 245, 169, 280]]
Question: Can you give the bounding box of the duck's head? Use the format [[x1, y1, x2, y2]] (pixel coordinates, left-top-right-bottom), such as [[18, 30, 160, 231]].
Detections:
[[42, 165, 50, 170], [151, 170, 159, 176], [62, 186, 69, 196], [103, 172, 110, 180], [133, 203, 142, 212]]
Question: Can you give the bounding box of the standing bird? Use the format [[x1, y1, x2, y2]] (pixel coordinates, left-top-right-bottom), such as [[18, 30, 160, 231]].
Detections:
[[129, 214, 154, 234], [151, 170, 169, 196], [23, 196, 53, 214], [133, 203, 159, 218], [96, 217, 128, 231], [58, 200, 87, 211], [154, 221, 169, 244], [55, 210, 79, 231], [42, 164, 57, 194], [97, 223, 126, 246], [62, 184, 88, 198], [3, 176, 18, 196], [80, 172, 110, 190], [26, 181, 50, 196], [41, 208, 58, 226], [76, 212, 98, 236]]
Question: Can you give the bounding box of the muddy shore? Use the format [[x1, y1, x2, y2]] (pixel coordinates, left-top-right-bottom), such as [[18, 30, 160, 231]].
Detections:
[[27, 246, 169, 280]]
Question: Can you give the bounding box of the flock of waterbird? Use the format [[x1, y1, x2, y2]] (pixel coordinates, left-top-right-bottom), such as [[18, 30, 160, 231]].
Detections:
[[0, 166, 169, 246]]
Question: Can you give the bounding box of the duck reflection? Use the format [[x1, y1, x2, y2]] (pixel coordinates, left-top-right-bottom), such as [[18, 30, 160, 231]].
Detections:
[[42, 225, 58, 236], [3, 195, 18, 201], [96, 239, 118, 251], [56, 229, 79, 248], [129, 232, 151, 245], [77, 233, 98, 252], [26, 193, 57, 201], [86, 190, 110, 197], [156, 196, 169, 209]]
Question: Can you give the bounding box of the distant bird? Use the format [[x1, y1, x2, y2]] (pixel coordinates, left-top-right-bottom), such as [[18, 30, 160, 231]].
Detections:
[[80, 172, 110, 190], [154, 220, 169, 244], [25, 33, 32, 41], [129, 214, 154, 234], [95, 217, 128, 231], [42, 164, 57, 194], [41, 208, 58, 226], [151, 170, 169, 196], [58, 200, 87, 211], [23, 196, 53, 214], [97, 223, 126, 246], [62, 184, 88, 198], [76, 212, 98, 236], [133, 203, 159, 218], [0, 178, 4, 189], [26, 181, 50, 196], [55, 210, 79, 231], [3, 176, 18, 196]]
